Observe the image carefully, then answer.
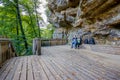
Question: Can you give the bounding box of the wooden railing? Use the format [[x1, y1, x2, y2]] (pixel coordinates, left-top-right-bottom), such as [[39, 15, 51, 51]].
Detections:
[[32, 38, 67, 55], [41, 39, 68, 46], [0, 37, 16, 67]]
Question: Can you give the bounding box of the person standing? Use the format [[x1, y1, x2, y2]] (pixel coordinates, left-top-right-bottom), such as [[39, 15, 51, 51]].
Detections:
[[71, 35, 77, 49], [88, 37, 95, 44], [83, 36, 89, 44], [77, 36, 82, 48]]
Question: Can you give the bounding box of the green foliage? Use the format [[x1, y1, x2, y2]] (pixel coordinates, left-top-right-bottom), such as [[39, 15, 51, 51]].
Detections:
[[41, 24, 55, 39], [0, 0, 55, 56]]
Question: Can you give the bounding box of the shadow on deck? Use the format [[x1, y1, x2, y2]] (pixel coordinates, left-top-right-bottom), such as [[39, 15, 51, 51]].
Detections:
[[0, 45, 120, 80]]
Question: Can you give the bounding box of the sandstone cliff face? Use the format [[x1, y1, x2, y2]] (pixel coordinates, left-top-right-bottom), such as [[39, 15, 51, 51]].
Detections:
[[48, 0, 120, 46]]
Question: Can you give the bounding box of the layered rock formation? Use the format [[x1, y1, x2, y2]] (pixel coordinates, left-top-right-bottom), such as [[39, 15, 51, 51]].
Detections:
[[47, 0, 120, 46]]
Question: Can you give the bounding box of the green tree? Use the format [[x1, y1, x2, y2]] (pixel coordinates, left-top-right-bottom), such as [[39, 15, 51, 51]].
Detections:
[[14, 0, 28, 50], [41, 24, 54, 39], [0, 0, 43, 55]]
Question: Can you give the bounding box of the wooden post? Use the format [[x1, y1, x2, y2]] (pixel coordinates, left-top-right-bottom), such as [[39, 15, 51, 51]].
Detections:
[[32, 38, 41, 55], [36, 38, 41, 55], [8, 42, 11, 59], [33, 39, 36, 55], [49, 40, 50, 46], [0, 43, 2, 66]]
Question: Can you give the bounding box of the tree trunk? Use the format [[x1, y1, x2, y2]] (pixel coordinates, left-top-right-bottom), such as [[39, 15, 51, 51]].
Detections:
[[15, 0, 28, 50], [33, 0, 41, 38], [27, 6, 37, 37], [16, 14, 19, 36], [15, 13, 20, 55]]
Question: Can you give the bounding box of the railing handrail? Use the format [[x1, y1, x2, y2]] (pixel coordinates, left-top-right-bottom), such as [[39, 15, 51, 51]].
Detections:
[[41, 38, 68, 46], [41, 38, 67, 40], [0, 38, 16, 67], [0, 38, 11, 41]]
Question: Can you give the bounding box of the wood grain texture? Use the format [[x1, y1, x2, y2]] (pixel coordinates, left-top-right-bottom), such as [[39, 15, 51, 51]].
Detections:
[[0, 45, 120, 80]]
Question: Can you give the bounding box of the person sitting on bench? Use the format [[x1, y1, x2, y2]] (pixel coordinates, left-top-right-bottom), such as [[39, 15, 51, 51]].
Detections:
[[71, 35, 77, 49]]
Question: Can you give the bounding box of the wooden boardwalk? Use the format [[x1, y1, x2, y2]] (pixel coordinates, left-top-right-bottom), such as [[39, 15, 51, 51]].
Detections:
[[0, 45, 120, 80]]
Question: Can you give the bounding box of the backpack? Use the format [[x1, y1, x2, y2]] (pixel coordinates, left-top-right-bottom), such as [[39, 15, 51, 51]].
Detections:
[[77, 37, 82, 44], [77, 39, 80, 43]]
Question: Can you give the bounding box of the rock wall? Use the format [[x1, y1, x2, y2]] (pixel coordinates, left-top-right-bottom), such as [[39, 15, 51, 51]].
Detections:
[[52, 28, 67, 39], [48, 0, 120, 46]]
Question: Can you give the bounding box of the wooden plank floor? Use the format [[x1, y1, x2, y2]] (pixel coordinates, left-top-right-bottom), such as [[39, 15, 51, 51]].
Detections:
[[0, 45, 120, 80], [90, 45, 120, 55]]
